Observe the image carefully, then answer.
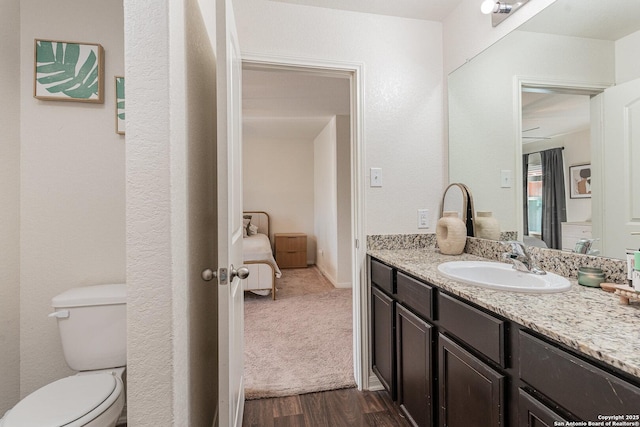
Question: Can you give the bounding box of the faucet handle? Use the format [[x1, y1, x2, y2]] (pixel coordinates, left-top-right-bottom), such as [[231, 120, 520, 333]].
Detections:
[[504, 240, 528, 255]]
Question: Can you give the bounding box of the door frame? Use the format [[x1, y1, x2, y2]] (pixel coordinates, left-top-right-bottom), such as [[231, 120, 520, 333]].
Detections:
[[241, 52, 369, 389], [513, 76, 610, 243]]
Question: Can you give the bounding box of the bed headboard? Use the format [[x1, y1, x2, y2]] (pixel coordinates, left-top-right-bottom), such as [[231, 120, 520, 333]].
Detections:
[[243, 211, 270, 237]]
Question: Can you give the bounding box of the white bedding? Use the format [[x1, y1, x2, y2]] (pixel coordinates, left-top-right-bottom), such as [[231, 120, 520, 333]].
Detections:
[[243, 234, 282, 278]]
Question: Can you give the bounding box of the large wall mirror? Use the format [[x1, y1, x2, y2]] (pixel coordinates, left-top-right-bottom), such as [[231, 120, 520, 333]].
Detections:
[[448, 0, 640, 260]]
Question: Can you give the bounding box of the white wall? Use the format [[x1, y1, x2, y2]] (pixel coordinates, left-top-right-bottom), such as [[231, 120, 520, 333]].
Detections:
[[562, 130, 592, 222], [125, 2, 174, 423], [443, 0, 557, 74], [234, 0, 445, 235], [336, 115, 352, 287], [19, 0, 125, 397], [126, 0, 219, 423], [243, 136, 317, 263], [523, 129, 592, 223], [0, 0, 21, 415], [314, 118, 338, 282], [616, 30, 640, 84]]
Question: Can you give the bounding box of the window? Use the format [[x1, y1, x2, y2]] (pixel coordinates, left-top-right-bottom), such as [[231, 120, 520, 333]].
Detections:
[[527, 152, 542, 235]]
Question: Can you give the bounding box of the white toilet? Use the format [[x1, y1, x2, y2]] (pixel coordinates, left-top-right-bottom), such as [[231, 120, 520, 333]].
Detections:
[[0, 284, 127, 427]]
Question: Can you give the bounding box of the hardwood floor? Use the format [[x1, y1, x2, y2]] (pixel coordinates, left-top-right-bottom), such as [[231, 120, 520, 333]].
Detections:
[[242, 388, 412, 427]]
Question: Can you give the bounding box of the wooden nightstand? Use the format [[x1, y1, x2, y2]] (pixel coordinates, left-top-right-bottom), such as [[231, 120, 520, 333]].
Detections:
[[274, 233, 307, 268]]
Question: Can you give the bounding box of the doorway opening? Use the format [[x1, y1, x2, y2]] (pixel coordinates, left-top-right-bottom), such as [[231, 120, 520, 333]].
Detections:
[[518, 83, 604, 252], [240, 57, 365, 398]]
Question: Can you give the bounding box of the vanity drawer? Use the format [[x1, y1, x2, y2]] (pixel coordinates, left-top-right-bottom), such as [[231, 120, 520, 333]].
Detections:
[[438, 293, 505, 366], [519, 331, 640, 420], [396, 272, 434, 321], [371, 259, 394, 295]]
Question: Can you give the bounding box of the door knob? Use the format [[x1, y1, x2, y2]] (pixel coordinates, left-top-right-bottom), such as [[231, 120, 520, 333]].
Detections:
[[201, 268, 216, 282], [230, 265, 250, 280]]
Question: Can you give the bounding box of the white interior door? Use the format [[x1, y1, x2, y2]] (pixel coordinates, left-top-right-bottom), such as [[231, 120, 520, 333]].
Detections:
[[216, 0, 246, 425], [601, 77, 640, 258]]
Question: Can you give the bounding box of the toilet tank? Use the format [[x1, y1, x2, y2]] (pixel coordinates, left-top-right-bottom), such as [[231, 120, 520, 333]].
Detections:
[[51, 284, 126, 371]]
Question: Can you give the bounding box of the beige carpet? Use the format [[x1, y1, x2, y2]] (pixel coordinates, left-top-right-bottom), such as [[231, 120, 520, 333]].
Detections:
[[244, 266, 356, 399]]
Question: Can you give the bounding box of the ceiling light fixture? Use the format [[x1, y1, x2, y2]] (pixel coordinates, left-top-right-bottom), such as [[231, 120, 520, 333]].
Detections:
[[481, 0, 512, 15], [480, 0, 529, 27]]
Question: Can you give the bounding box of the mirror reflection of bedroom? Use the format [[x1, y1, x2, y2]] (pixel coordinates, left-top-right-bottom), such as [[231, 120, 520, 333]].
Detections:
[[241, 63, 356, 399]]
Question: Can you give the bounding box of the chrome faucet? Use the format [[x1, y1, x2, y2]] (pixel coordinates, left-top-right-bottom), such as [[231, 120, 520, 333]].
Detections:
[[573, 238, 599, 255], [502, 241, 546, 275]]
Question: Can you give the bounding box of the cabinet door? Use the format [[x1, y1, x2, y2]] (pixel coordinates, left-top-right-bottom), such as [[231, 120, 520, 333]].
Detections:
[[518, 389, 567, 427], [372, 286, 396, 398], [520, 331, 640, 420], [439, 334, 504, 427], [396, 304, 433, 427]]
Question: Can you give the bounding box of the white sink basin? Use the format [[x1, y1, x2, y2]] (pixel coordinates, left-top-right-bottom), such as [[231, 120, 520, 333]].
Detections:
[[437, 261, 571, 293]]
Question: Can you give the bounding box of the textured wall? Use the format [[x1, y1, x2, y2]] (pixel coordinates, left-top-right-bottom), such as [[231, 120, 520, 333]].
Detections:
[[243, 136, 316, 262], [335, 115, 352, 287], [314, 118, 338, 282], [234, 0, 445, 235], [125, 0, 218, 424], [0, 0, 21, 415], [125, 0, 175, 424], [19, 0, 125, 397]]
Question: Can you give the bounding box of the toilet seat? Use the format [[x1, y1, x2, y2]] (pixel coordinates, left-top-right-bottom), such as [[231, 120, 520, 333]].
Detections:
[[3, 373, 123, 427]]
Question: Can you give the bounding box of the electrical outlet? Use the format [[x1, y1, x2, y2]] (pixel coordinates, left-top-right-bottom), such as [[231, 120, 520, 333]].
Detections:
[[370, 168, 382, 187], [418, 209, 429, 229]]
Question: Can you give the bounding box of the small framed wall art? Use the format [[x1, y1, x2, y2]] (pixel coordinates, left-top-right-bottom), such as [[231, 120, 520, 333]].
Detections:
[[34, 39, 104, 103], [569, 163, 592, 199], [115, 76, 125, 134]]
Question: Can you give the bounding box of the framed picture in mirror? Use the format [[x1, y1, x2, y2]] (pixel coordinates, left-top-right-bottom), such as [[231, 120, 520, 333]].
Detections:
[[569, 164, 592, 199]]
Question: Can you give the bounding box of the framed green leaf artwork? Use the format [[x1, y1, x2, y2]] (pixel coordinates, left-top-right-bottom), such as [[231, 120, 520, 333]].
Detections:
[[33, 39, 104, 103], [115, 76, 125, 134]]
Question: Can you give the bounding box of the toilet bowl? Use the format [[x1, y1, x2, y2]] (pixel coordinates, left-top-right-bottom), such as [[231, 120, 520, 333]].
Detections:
[[1, 369, 125, 427], [0, 284, 127, 427]]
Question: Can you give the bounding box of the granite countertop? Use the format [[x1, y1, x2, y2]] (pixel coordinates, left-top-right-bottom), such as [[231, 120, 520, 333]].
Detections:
[[368, 247, 640, 380]]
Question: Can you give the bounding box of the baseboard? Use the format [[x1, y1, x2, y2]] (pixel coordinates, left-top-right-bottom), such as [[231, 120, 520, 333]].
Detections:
[[367, 374, 384, 391], [334, 281, 352, 289], [314, 263, 352, 289]]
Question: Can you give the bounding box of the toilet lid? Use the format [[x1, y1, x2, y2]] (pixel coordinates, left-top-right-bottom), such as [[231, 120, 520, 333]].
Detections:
[[4, 374, 120, 427]]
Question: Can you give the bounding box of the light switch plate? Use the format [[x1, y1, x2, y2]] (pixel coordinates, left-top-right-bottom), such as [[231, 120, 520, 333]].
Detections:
[[370, 167, 382, 187], [501, 170, 512, 188]]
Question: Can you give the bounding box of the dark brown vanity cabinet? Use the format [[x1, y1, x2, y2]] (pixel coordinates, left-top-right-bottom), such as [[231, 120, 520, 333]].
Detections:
[[396, 304, 434, 427], [372, 286, 396, 398], [371, 259, 396, 397], [518, 389, 567, 427], [369, 256, 640, 427], [439, 334, 504, 427], [519, 331, 640, 421]]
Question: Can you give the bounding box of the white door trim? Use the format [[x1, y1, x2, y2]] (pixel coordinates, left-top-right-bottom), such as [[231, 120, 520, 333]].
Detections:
[[513, 76, 610, 241], [241, 51, 369, 390]]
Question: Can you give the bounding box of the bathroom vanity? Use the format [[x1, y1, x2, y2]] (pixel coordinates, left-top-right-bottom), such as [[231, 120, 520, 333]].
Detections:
[[368, 249, 640, 427]]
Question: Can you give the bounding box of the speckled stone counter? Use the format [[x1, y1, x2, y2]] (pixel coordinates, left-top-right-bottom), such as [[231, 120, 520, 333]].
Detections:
[[367, 247, 640, 380]]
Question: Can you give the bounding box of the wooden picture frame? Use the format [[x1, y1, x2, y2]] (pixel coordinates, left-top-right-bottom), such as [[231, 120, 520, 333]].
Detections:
[[115, 76, 125, 134], [569, 164, 592, 199], [34, 39, 104, 103]]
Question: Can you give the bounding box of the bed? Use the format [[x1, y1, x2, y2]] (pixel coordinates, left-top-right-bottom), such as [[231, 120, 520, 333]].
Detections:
[[243, 211, 282, 299]]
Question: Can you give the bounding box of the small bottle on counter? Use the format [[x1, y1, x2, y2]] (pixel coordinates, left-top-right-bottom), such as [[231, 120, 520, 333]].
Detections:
[[626, 249, 636, 286], [634, 251, 640, 292]]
